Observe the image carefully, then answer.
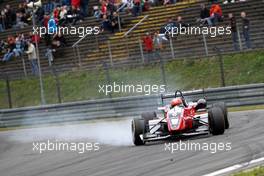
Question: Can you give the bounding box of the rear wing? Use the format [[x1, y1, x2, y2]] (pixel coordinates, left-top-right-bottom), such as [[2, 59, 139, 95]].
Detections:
[[160, 89, 207, 106]]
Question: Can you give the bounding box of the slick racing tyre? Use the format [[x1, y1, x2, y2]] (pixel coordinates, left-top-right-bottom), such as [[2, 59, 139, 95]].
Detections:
[[208, 107, 225, 135], [132, 118, 145, 146], [213, 102, 229, 129]]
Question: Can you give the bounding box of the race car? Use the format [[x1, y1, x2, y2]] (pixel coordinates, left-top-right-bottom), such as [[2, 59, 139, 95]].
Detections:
[[131, 90, 229, 146]]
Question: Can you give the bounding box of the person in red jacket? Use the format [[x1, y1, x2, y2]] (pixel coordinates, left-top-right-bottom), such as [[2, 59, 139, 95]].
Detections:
[[209, 3, 223, 26], [142, 32, 153, 62], [71, 0, 81, 9]]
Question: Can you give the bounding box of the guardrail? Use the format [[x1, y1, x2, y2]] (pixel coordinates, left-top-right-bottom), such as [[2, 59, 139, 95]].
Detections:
[[0, 83, 264, 128]]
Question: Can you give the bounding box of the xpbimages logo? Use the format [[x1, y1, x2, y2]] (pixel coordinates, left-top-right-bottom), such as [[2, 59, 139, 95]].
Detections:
[[98, 82, 166, 96], [164, 25, 232, 38], [33, 23, 100, 37]]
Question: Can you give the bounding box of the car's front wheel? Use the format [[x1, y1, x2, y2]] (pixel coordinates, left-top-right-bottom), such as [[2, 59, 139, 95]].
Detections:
[[213, 102, 229, 129], [131, 118, 145, 146], [208, 107, 225, 135]]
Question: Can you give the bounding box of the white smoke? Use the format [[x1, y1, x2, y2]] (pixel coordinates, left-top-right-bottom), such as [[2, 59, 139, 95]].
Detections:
[[6, 119, 133, 146]]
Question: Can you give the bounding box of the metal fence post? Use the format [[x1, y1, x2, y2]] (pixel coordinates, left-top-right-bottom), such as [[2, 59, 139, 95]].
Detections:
[[103, 62, 112, 98], [118, 13, 122, 32], [236, 24, 243, 51], [21, 55, 27, 77], [51, 66, 62, 103], [95, 35, 99, 51], [32, 10, 46, 105], [202, 33, 209, 56], [5, 74, 12, 108], [107, 40, 113, 66], [214, 46, 226, 87], [159, 54, 167, 92], [76, 45, 82, 68], [125, 36, 130, 59], [73, 47, 78, 66], [138, 38, 145, 64], [169, 36, 175, 59]]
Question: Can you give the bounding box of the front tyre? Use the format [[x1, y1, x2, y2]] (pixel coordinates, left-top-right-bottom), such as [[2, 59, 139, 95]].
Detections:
[[132, 118, 145, 146], [209, 107, 225, 135], [213, 102, 229, 129]]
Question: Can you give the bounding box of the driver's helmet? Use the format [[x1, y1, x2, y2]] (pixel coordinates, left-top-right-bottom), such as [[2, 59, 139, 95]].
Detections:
[[170, 98, 183, 107]]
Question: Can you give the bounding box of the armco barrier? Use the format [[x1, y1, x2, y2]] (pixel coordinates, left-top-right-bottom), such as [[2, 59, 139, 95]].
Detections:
[[0, 83, 264, 127]]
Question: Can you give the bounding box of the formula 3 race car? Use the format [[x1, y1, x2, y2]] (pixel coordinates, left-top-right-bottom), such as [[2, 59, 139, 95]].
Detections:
[[131, 90, 229, 146]]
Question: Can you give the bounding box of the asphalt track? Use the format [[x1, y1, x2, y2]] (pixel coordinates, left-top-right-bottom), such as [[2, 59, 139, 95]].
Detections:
[[0, 109, 264, 176]]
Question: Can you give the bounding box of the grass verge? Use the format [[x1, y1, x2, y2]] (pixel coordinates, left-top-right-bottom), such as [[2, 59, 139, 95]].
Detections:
[[232, 166, 264, 176], [0, 50, 263, 108]]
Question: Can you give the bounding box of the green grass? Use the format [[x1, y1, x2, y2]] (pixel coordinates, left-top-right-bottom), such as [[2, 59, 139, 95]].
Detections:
[[0, 50, 264, 108], [232, 166, 264, 176], [229, 105, 264, 112]]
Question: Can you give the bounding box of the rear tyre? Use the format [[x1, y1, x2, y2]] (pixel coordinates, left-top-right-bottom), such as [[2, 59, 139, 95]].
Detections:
[[132, 118, 145, 146], [213, 102, 229, 129], [208, 107, 225, 135]]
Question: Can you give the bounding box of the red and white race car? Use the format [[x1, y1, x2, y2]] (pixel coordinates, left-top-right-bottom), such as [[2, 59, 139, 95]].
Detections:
[[131, 90, 229, 146]]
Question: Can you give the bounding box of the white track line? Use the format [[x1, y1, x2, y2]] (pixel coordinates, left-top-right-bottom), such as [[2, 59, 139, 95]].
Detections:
[[203, 157, 264, 176]]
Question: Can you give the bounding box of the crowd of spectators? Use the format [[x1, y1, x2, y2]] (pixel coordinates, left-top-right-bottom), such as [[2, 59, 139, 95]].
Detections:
[[0, 0, 79, 74], [96, 0, 188, 33], [141, 0, 252, 60], [0, 0, 254, 73]]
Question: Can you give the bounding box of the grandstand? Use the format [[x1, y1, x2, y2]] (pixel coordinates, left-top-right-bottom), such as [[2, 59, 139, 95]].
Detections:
[[0, 0, 263, 79]]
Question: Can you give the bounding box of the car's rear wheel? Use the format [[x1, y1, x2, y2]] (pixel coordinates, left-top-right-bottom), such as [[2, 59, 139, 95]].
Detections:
[[131, 118, 145, 146], [213, 102, 229, 129], [208, 107, 225, 135]]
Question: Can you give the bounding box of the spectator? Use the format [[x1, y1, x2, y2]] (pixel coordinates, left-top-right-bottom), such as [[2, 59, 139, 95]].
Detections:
[[0, 13, 4, 32], [14, 12, 28, 29], [17, 3, 26, 14], [241, 12, 251, 49], [4, 4, 16, 28], [142, 32, 153, 61], [2, 48, 14, 62], [198, 4, 211, 26], [144, 0, 151, 11], [58, 6, 68, 25], [71, 0, 81, 9], [101, 14, 110, 32], [7, 35, 16, 49], [52, 33, 67, 48], [123, 0, 134, 14], [153, 31, 164, 51], [109, 12, 118, 33], [35, 4, 45, 24], [25, 40, 39, 76], [80, 0, 89, 17], [160, 17, 176, 37], [132, 0, 141, 16], [30, 32, 41, 46], [13, 34, 25, 57], [66, 5, 84, 25], [176, 16, 188, 29], [62, 0, 71, 6], [0, 40, 7, 53], [93, 6, 100, 19], [228, 13, 239, 51], [45, 47, 55, 66], [209, 2, 223, 26], [44, 0, 55, 14], [101, 1, 108, 17]]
